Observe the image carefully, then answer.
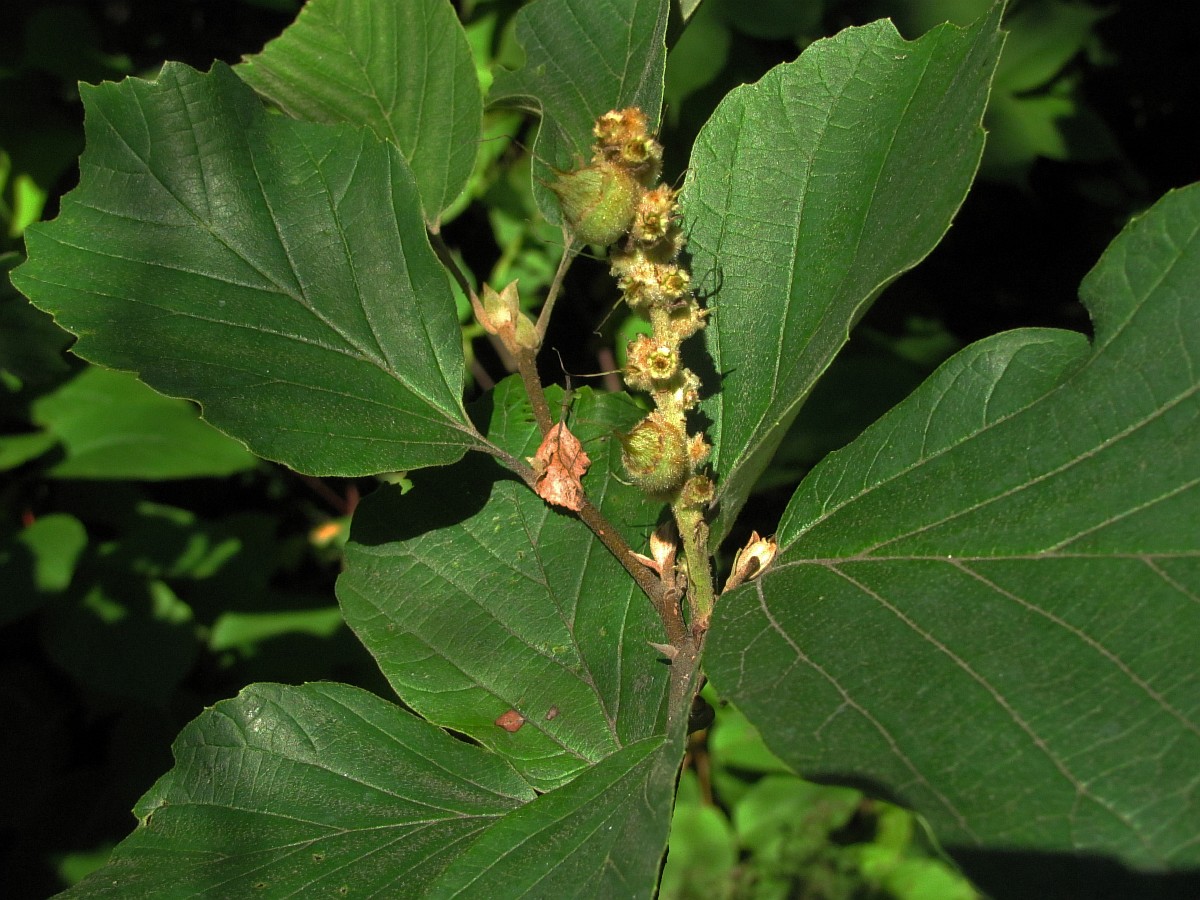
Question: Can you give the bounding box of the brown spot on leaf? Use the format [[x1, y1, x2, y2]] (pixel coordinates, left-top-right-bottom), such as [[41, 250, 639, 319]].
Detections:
[[527, 422, 590, 511], [545, 705, 559, 721], [495, 709, 525, 732]]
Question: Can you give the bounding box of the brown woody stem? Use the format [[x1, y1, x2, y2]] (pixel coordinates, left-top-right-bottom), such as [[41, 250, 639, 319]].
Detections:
[[577, 497, 685, 646], [514, 347, 554, 436], [491, 447, 683, 647]]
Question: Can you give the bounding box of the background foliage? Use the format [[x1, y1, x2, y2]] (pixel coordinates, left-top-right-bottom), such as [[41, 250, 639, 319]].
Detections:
[[2, 1, 1197, 897]]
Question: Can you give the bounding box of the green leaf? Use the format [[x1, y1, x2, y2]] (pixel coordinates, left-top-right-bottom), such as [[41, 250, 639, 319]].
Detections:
[[61, 682, 537, 897], [979, 1, 1112, 181], [664, 0, 731, 125], [12, 62, 479, 477], [993, 0, 1106, 94], [682, 6, 1004, 541], [424, 735, 679, 897], [488, 0, 670, 223], [710, 0, 824, 42], [0, 264, 71, 392], [63, 684, 685, 896], [32, 367, 256, 479], [208, 606, 344, 652], [659, 770, 738, 900], [339, 377, 672, 790], [43, 579, 199, 704], [0, 513, 87, 625], [705, 183, 1200, 870], [236, 0, 482, 223], [0, 430, 57, 470], [734, 776, 860, 859]]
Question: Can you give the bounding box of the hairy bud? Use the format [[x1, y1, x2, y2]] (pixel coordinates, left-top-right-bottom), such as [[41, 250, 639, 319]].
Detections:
[[618, 410, 690, 497], [550, 161, 641, 247], [472, 281, 539, 352]]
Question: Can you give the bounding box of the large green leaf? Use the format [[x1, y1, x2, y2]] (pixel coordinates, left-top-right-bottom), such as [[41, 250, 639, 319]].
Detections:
[[63, 682, 684, 898], [339, 377, 672, 791], [705, 184, 1200, 872], [236, 0, 482, 223], [424, 734, 681, 897], [60, 682, 536, 897], [12, 62, 479, 477], [682, 6, 1004, 541], [32, 367, 256, 479], [488, 0, 669, 223]]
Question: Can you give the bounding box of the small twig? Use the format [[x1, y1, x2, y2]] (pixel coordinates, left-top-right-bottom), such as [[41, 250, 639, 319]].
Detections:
[[469, 356, 495, 391], [483, 443, 683, 647], [577, 497, 685, 646], [596, 346, 624, 393], [297, 473, 353, 516]]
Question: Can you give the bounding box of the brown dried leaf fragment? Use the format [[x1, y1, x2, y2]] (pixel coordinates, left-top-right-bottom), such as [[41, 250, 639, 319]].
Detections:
[[527, 422, 590, 511], [495, 709, 525, 732]]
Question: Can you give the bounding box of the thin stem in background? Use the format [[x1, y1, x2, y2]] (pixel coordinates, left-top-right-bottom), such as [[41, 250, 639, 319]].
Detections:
[[536, 229, 577, 340]]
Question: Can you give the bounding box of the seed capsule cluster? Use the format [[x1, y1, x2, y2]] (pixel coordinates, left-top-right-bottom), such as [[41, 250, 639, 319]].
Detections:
[[554, 108, 712, 502]]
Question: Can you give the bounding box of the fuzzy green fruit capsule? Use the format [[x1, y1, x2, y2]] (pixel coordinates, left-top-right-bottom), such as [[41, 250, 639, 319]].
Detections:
[[550, 160, 641, 247], [619, 410, 690, 497]]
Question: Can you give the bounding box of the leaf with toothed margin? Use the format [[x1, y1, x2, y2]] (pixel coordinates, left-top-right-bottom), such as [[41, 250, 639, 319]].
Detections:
[[61, 682, 687, 898], [12, 62, 478, 477], [682, 5, 1005, 543], [338, 377, 674, 791], [236, 0, 482, 223], [705, 183, 1200, 877]]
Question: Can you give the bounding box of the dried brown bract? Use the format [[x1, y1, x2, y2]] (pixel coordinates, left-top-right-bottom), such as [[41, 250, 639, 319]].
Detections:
[[528, 422, 591, 512]]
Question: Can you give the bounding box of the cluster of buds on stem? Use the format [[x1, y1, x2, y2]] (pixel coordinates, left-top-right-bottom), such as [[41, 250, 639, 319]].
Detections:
[[549, 108, 663, 248], [552, 108, 712, 505]]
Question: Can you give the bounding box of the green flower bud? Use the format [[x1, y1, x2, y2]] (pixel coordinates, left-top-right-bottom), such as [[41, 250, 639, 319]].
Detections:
[[550, 160, 641, 247], [473, 281, 540, 352], [678, 474, 715, 510], [618, 410, 690, 498]]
